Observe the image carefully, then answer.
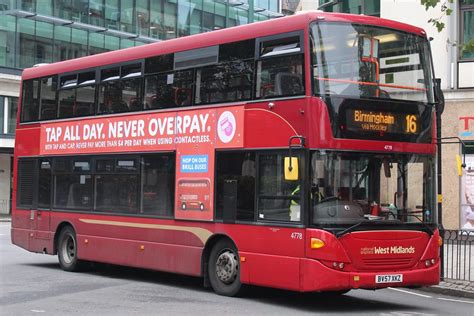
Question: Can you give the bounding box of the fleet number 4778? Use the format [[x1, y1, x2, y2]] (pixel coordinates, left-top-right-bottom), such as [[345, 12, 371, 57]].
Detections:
[[291, 232, 303, 240]]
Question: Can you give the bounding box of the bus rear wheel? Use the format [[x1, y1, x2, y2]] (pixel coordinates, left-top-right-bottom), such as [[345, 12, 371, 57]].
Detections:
[[208, 239, 242, 296], [57, 226, 83, 272]]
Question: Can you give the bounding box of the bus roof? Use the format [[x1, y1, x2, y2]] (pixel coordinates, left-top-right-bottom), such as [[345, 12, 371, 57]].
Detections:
[[22, 11, 427, 80]]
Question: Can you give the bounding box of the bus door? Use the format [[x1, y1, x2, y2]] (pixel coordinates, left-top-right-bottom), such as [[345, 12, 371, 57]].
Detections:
[[35, 159, 52, 239]]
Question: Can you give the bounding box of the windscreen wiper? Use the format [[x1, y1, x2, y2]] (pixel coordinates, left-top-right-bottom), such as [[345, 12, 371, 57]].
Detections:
[[336, 220, 368, 237], [404, 212, 434, 235], [335, 219, 401, 237]]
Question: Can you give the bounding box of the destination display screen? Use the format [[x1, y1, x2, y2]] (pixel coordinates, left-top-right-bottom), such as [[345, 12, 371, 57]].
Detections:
[[345, 109, 420, 135], [324, 96, 432, 143]]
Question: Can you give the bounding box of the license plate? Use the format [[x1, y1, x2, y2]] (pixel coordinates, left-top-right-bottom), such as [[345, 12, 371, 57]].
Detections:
[[375, 274, 403, 283]]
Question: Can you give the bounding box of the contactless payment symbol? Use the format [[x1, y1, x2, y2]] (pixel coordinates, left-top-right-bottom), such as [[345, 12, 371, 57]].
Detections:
[[217, 111, 236, 143]]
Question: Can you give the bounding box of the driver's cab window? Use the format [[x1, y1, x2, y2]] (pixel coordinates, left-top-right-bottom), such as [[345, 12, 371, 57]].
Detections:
[[311, 152, 369, 224], [312, 152, 368, 202], [257, 152, 302, 222], [311, 151, 435, 225]]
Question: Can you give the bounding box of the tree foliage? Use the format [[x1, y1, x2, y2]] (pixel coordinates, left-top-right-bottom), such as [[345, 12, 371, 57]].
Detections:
[[421, 0, 453, 32], [421, 0, 474, 55]]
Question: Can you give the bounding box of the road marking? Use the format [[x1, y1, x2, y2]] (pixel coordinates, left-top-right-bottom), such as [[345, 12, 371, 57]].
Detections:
[[437, 297, 474, 304], [388, 287, 432, 298], [31, 310, 45, 313], [380, 312, 436, 316]]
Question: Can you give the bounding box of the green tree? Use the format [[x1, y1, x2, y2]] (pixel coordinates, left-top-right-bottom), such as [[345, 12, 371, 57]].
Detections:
[[421, 0, 474, 56]]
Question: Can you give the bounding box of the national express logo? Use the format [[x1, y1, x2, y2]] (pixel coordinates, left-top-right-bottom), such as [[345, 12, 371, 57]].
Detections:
[[360, 246, 415, 255], [217, 111, 236, 144]]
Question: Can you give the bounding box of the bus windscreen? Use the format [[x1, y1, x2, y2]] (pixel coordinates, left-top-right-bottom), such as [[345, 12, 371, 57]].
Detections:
[[311, 22, 434, 104]]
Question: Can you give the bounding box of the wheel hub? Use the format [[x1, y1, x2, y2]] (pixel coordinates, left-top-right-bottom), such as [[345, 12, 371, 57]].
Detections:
[[215, 251, 238, 284], [62, 235, 76, 264]]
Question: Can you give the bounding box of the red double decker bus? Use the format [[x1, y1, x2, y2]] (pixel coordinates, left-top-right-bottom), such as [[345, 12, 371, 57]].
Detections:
[[12, 11, 443, 296]]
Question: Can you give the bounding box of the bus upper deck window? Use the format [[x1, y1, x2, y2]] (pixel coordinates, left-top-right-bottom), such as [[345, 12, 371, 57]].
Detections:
[[101, 68, 120, 82], [122, 64, 142, 79], [256, 54, 304, 98], [21, 79, 40, 122], [39, 76, 58, 120], [260, 36, 301, 58], [60, 75, 78, 89], [78, 72, 96, 86]]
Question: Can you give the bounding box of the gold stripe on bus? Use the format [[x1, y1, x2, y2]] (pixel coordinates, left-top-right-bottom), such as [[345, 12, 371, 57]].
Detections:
[[79, 219, 213, 245]]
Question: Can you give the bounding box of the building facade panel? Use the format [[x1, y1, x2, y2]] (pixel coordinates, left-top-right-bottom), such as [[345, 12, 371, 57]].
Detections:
[[440, 96, 474, 229]]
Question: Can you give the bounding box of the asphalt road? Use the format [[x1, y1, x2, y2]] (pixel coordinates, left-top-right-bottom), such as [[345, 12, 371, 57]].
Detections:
[[1, 222, 473, 315]]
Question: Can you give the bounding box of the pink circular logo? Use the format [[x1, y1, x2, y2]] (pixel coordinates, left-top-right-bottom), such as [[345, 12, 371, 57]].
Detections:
[[217, 111, 236, 143]]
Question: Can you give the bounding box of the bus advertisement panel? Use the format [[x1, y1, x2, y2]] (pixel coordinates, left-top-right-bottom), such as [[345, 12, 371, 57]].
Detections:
[[39, 107, 244, 155]]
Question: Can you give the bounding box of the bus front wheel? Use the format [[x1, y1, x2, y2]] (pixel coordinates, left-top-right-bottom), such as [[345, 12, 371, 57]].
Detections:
[[208, 239, 242, 296], [57, 226, 83, 272]]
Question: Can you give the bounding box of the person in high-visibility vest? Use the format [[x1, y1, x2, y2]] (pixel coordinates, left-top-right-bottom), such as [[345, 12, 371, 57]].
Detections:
[[290, 184, 326, 221], [290, 185, 301, 221]]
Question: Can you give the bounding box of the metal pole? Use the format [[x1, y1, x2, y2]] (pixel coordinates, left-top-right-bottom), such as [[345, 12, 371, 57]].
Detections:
[[436, 87, 444, 281]]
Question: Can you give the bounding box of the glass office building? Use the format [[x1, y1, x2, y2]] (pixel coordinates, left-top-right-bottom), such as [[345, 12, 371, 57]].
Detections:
[[317, 0, 380, 16], [0, 0, 281, 215], [0, 0, 282, 69]]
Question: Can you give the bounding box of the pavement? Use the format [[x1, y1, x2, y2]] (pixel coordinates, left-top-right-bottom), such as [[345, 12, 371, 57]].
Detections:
[[420, 279, 474, 299], [0, 214, 11, 222], [1, 214, 473, 299]]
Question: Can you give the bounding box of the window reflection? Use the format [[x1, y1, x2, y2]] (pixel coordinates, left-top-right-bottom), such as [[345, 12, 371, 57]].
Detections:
[[39, 76, 57, 120], [256, 55, 304, 99], [1, 1, 275, 68], [310, 151, 435, 225], [197, 61, 253, 104], [141, 155, 175, 216], [145, 70, 193, 109]]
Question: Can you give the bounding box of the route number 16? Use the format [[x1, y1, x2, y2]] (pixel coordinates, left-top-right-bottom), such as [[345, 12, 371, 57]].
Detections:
[[405, 115, 417, 133]]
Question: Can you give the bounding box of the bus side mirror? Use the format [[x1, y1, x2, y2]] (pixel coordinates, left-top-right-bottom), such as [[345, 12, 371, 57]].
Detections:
[[284, 157, 299, 181], [434, 78, 445, 114], [383, 159, 392, 178], [286, 135, 304, 181]]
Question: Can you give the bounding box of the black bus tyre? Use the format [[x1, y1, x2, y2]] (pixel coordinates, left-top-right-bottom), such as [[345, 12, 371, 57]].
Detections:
[[57, 226, 83, 272], [208, 239, 242, 296]]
